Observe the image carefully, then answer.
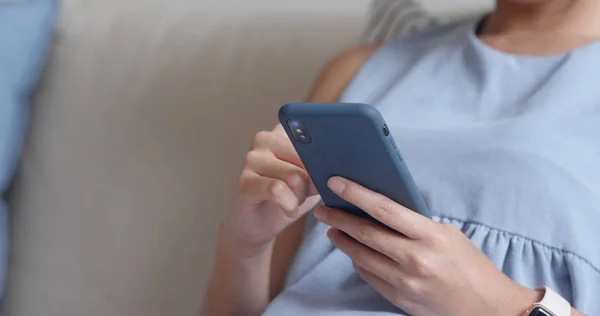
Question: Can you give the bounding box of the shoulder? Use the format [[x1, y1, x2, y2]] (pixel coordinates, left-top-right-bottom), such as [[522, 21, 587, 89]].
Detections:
[[306, 44, 382, 102], [309, 19, 475, 103], [324, 44, 382, 74]]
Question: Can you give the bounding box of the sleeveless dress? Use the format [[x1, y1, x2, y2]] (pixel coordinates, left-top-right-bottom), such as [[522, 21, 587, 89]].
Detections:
[[264, 18, 600, 315]]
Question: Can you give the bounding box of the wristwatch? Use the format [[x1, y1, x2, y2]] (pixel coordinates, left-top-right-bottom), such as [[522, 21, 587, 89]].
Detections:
[[524, 286, 571, 316]]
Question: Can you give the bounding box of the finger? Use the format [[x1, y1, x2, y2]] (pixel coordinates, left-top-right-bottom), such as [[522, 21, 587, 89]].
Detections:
[[272, 123, 287, 135], [298, 195, 323, 217], [316, 206, 412, 263], [327, 177, 433, 239], [245, 150, 311, 204], [256, 128, 318, 196], [237, 170, 298, 213], [327, 228, 406, 287], [251, 131, 305, 168], [353, 264, 410, 311], [307, 180, 319, 197]]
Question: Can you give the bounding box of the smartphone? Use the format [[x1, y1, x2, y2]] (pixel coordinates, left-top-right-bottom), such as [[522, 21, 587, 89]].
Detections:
[[279, 103, 430, 223]]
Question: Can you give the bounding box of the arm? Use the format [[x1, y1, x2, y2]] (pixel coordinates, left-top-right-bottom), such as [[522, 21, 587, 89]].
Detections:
[[313, 177, 588, 316], [200, 44, 381, 316]]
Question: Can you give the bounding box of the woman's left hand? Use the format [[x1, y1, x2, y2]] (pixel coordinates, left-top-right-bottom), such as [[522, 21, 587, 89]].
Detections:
[[314, 177, 541, 316]]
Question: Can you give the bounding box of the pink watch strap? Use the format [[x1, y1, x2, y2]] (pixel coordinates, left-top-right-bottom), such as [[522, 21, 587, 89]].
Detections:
[[536, 286, 571, 316]]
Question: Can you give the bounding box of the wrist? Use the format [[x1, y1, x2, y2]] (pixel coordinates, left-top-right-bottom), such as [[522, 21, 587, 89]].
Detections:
[[203, 224, 275, 316], [217, 223, 275, 261], [482, 281, 542, 316], [518, 288, 545, 316], [507, 286, 544, 316]]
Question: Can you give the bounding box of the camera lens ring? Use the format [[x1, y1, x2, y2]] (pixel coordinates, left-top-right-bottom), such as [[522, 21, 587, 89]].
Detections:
[[382, 125, 390, 136], [287, 119, 311, 143]]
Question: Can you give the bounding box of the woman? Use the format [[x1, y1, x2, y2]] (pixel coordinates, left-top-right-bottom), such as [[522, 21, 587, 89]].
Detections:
[[202, 1, 600, 315]]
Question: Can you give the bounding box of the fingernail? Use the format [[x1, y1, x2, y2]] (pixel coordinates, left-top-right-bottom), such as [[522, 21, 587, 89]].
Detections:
[[285, 208, 299, 219], [314, 207, 328, 221], [328, 177, 345, 194]]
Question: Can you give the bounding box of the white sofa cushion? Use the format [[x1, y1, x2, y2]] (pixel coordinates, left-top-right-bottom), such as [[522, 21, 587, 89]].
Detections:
[[5, 1, 368, 316], [362, 0, 494, 43], [361, 0, 438, 43], [6, 1, 493, 316]]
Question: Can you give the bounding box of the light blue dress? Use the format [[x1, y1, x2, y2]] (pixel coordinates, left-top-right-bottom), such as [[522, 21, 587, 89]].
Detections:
[[263, 18, 600, 315]]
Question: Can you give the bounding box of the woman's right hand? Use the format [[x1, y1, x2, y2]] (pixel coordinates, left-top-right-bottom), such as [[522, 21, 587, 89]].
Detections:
[[221, 124, 320, 255]]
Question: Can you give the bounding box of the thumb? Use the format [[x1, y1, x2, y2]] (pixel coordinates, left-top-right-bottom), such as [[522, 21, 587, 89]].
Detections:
[[293, 195, 322, 219], [308, 179, 319, 197]]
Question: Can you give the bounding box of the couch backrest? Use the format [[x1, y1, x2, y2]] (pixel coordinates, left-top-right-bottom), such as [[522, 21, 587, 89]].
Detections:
[[6, 1, 493, 316]]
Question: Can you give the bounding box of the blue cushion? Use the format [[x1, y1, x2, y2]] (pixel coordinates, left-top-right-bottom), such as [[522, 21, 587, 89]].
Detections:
[[0, 0, 59, 299]]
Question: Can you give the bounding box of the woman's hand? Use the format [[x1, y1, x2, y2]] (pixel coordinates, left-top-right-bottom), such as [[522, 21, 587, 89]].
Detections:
[[222, 124, 320, 256], [314, 177, 540, 316]]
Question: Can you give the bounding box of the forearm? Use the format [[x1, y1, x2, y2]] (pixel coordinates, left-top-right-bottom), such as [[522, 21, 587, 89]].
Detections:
[[200, 228, 273, 316]]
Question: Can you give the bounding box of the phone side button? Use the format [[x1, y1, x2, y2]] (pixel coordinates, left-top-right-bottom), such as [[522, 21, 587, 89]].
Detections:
[[396, 152, 404, 162], [389, 139, 397, 150]]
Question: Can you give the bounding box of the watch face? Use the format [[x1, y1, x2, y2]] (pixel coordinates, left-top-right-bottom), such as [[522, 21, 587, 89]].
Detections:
[[529, 307, 553, 316]]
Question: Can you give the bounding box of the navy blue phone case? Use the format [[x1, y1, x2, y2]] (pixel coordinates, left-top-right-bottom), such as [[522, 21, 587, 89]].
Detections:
[[279, 103, 431, 222]]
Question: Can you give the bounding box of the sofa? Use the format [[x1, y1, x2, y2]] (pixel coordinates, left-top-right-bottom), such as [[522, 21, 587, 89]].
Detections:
[[4, 0, 491, 315]]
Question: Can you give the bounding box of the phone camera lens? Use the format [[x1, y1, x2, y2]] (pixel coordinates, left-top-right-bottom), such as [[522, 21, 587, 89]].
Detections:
[[287, 120, 310, 143], [382, 125, 390, 136]]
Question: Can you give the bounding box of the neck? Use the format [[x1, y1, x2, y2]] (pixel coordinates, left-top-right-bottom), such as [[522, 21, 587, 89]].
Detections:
[[484, 1, 600, 36]]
